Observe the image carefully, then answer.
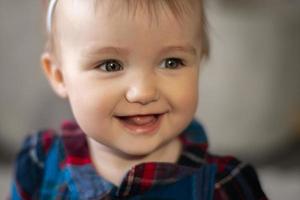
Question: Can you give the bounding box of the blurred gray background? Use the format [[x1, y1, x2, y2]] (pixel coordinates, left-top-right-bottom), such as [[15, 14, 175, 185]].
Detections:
[[0, 0, 300, 199]]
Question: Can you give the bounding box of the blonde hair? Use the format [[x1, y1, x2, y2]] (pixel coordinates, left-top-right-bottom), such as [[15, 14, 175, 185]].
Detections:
[[45, 0, 209, 56]]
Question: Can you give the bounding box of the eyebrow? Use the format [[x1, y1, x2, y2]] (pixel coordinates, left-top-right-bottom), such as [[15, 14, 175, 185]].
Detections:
[[159, 45, 197, 56], [83, 46, 130, 57], [83, 44, 197, 57]]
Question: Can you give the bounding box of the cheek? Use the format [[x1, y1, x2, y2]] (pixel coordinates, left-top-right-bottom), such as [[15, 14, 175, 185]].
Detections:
[[64, 75, 123, 132], [163, 70, 199, 114], [159, 70, 199, 140]]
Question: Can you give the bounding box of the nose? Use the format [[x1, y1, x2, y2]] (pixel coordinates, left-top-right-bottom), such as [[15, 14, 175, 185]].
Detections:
[[125, 75, 159, 105]]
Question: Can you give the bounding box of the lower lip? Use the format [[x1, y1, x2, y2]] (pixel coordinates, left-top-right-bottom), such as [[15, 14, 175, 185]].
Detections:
[[116, 114, 163, 135]]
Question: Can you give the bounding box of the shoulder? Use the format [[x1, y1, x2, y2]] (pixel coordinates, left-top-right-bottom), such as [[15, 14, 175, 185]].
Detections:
[[181, 121, 268, 199], [11, 129, 59, 199], [18, 129, 58, 160], [206, 154, 268, 200]]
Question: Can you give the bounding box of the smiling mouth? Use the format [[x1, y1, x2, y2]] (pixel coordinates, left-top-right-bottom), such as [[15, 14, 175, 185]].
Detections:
[[115, 113, 164, 135]]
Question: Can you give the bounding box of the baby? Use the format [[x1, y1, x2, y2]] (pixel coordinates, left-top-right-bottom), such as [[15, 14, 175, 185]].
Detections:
[[10, 0, 268, 199]]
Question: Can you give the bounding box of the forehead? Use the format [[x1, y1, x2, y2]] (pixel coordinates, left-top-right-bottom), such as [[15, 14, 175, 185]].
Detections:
[[54, 0, 203, 54], [55, 0, 201, 18], [55, 0, 202, 27]]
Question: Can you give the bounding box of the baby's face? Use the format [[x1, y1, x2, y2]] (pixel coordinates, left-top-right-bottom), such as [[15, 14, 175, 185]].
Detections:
[[52, 0, 203, 156]]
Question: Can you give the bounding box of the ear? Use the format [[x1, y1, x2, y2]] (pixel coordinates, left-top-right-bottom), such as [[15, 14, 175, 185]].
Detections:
[[41, 52, 68, 98]]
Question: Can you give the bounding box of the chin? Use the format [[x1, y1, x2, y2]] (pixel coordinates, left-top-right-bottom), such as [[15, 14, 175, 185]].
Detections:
[[117, 143, 159, 158]]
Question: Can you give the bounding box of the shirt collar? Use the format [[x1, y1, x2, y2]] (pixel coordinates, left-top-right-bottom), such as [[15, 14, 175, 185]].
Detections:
[[60, 120, 209, 199]]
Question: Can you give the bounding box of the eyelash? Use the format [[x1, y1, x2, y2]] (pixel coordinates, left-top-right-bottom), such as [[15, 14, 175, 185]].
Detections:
[[161, 58, 186, 69], [95, 58, 186, 72], [96, 59, 123, 72]]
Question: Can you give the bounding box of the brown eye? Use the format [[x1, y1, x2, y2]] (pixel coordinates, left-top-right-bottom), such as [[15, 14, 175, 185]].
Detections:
[[98, 59, 123, 72], [161, 58, 185, 69]]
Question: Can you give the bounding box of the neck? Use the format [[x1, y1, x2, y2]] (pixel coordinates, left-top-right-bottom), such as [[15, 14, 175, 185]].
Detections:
[[88, 137, 182, 186]]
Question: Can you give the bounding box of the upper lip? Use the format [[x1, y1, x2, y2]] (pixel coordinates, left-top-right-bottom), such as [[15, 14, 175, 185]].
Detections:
[[114, 112, 168, 118]]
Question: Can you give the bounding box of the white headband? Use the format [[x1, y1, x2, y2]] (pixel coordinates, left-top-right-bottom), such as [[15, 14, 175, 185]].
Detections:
[[47, 0, 59, 32]]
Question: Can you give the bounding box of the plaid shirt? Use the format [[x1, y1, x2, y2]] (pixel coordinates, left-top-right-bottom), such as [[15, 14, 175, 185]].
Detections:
[[11, 120, 268, 200]]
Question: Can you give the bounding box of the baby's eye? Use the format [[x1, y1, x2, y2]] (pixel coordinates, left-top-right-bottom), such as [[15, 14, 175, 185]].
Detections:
[[161, 58, 185, 69], [97, 59, 123, 72]]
